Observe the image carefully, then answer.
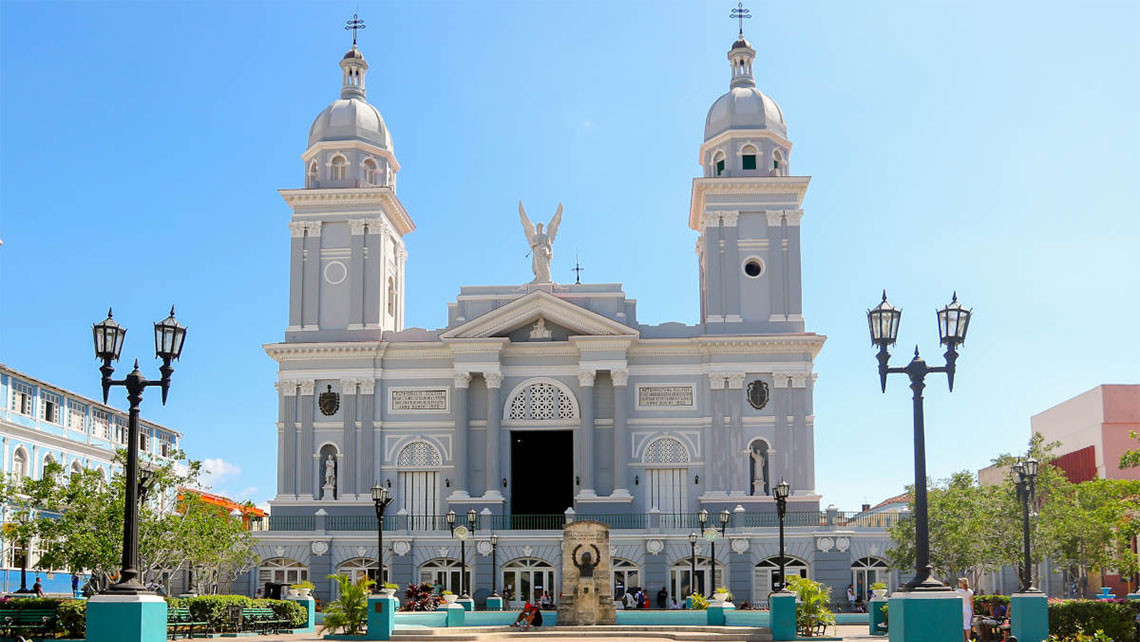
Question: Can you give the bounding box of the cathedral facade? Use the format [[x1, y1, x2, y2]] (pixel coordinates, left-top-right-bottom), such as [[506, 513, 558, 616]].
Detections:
[[251, 32, 899, 609]]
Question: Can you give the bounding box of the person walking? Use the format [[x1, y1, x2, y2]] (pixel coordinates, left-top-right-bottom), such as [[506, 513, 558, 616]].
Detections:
[[847, 584, 857, 612], [955, 577, 974, 642], [71, 575, 80, 598], [32, 577, 44, 597], [622, 590, 637, 610]]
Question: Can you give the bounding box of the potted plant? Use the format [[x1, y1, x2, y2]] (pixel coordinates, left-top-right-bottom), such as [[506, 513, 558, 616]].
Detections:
[[291, 580, 315, 599], [712, 587, 733, 604], [380, 583, 399, 598], [870, 581, 888, 598], [441, 589, 458, 605], [785, 575, 835, 637], [321, 574, 373, 635], [688, 593, 709, 610]]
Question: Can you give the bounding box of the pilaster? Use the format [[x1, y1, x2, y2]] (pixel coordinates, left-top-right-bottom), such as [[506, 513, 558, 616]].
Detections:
[[577, 368, 597, 497], [301, 222, 322, 330], [483, 371, 503, 500], [358, 378, 376, 494], [348, 220, 367, 330], [299, 380, 315, 498], [611, 369, 631, 498], [340, 379, 357, 498], [452, 372, 471, 498]]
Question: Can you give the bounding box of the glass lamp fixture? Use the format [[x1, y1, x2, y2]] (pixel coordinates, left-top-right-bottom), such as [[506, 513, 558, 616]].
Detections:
[[867, 291, 902, 347], [698, 509, 709, 527], [446, 510, 457, 527], [688, 532, 698, 545], [775, 479, 791, 500], [937, 293, 972, 348], [93, 308, 127, 363], [153, 306, 187, 362], [719, 509, 731, 526]]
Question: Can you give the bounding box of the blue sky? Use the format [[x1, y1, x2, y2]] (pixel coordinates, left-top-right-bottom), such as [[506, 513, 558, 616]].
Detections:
[[1, 1, 1137, 510]]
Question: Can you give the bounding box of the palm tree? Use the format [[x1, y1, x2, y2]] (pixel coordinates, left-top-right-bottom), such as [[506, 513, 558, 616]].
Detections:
[[321, 573, 374, 635]]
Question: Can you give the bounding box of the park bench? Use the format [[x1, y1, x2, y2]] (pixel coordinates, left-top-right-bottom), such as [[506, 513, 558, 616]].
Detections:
[[0, 607, 58, 640], [239, 607, 289, 635], [167, 606, 209, 639]]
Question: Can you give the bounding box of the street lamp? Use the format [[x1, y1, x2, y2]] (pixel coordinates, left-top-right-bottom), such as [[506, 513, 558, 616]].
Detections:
[[698, 509, 732, 596], [447, 509, 478, 598], [867, 292, 970, 591], [1011, 457, 1040, 592], [688, 532, 698, 599], [92, 306, 186, 595], [371, 483, 394, 593], [774, 479, 790, 593], [489, 534, 499, 597]]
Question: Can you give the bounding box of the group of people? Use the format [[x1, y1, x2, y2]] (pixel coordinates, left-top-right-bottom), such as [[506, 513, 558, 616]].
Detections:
[[620, 586, 684, 610], [956, 577, 1016, 642]]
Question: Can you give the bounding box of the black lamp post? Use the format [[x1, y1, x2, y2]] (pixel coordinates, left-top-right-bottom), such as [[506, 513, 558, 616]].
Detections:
[[867, 292, 970, 591], [92, 307, 186, 595], [489, 534, 499, 597], [371, 483, 394, 593], [1012, 457, 1040, 592], [698, 509, 732, 596], [447, 509, 477, 598], [688, 532, 698, 598], [774, 479, 790, 593]]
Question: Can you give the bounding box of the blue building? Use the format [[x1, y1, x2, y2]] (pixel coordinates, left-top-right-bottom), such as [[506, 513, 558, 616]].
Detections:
[[0, 364, 182, 594]]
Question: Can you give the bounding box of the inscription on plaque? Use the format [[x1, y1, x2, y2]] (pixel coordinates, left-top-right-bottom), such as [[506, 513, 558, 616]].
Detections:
[[390, 389, 449, 412], [637, 385, 695, 409]]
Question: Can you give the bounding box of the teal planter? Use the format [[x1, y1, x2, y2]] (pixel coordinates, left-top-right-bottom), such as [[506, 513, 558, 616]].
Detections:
[[289, 596, 315, 633], [445, 603, 466, 627], [887, 591, 961, 642], [485, 595, 504, 611], [868, 597, 888, 636], [707, 601, 734, 626], [365, 595, 398, 640], [86, 594, 168, 642], [457, 597, 474, 612], [769, 591, 796, 641], [1011, 592, 1048, 642]]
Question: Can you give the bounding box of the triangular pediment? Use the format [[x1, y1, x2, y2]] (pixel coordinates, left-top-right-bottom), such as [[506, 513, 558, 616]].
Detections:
[[440, 290, 638, 340]]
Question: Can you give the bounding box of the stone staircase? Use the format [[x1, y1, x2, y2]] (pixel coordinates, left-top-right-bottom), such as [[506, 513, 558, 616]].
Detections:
[[390, 625, 772, 641]]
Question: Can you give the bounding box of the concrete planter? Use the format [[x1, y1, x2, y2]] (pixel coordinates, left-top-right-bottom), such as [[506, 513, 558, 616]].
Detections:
[[442, 594, 458, 605]]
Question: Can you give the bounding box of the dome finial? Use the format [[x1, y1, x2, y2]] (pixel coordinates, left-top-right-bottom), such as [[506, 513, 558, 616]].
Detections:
[[345, 13, 366, 47], [730, 2, 751, 40], [338, 17, 370, 101]]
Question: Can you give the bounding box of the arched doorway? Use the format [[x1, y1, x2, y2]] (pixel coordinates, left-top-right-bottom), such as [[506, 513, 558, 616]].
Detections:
[[337, 557, 385, 587], [258, 557, 308, 592], [752, 556, 809, 605], [668, 556, 720, 603], [612, 558, 641, 601], [851, 557, 889, 602], [418, 558, 469, 595], [397, 441, 442, 530], [501, 558, 554, 608]]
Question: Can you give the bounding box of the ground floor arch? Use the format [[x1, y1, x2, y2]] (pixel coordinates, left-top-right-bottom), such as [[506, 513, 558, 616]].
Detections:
[[258, 557, 308, 590], [851, 556, 889, 602], [418, 558, 470, 595], [501, 557, 555, 608], [668, 555, 722, 603], [612, 558, 641, 601], [752, 556, 809, 605]]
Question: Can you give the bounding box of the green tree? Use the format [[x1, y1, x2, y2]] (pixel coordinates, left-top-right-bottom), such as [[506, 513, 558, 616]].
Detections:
[[321, 573, 374, 635], [1118, 431, 1140, 470]]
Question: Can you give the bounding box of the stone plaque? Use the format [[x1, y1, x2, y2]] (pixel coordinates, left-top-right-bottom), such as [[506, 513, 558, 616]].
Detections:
[[557, 521, 617, 626], [390, 388, 449, 412], [637, 385, 695, 409]]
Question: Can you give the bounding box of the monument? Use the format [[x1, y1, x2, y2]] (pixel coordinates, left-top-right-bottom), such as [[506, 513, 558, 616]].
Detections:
[[518, 201, 562, 283], [557, 521, 617, 625]]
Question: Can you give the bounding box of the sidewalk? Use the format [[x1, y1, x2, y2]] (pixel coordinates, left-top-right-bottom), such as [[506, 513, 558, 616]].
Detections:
[[250, 624, 881, 641]]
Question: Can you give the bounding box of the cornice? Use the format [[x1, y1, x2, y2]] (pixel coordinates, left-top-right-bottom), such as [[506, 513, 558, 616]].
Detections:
[[264, 341, 386, 362], [278, 188, 415, 236], [440, 290, 638, 340], [688, 176, 811, 231]]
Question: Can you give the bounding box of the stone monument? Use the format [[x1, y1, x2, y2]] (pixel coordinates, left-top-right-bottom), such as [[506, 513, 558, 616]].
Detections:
[[557, 520, 617, 625]]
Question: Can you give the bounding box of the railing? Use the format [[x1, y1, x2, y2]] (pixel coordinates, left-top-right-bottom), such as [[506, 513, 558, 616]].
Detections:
[[268, 515, 315, 531], [833, 511, 907, 528]]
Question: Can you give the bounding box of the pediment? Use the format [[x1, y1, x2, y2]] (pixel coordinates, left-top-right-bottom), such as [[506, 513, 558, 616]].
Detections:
[[440, 290, 638, 340]]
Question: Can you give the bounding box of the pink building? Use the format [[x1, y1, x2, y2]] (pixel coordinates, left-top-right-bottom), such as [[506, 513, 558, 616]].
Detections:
[[1031, 384, 1140, 482]]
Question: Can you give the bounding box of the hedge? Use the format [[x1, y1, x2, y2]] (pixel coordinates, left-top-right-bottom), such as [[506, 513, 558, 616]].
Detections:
[[1048, 600, 1136, 641]]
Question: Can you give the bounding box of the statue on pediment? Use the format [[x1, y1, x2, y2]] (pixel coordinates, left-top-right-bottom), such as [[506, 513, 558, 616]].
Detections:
[[519, 201, 562, 283]]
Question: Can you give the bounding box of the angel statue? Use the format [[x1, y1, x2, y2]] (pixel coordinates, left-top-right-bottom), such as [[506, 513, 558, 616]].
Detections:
[[519, 201, 562, 283]]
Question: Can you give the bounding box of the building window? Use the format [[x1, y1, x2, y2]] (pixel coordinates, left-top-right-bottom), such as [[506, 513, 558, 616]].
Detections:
[[419, 558, 470, 596], [336, 557, 386, 591], [307, 161, 318, 187], [387, 277, 396, 315], [68, 401, 87, 432], [713, 151, 726, 177], [772, 150, 785, 176], [40, 391, 61, 424], [500, 558, 554, 607], [258, 557, 308, 586], [851, 557, 890, 602], [669, 556, 720, 604], [12, 448, 29, 478], [331, 156, 347, 181], [612, 559, 641, 601], [507, 382, 577, 421], [43, 453, 58, 479], [114, 416, 129, 444], [139, 430, 150, 453], [10, 381, 33, 416], [92, 409, 111, 440], [741, 145, 757, 170], [70, 461, 84, 479], [753, 556, 809, 605], [159, 433, 175, 458], [363, 158, 378, 185], [397, 441, 442, 529]]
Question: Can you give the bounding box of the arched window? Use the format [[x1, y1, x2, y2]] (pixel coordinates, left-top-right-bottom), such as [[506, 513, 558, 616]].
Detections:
[[612, 558, 640, 601], [748, 440, 770, 496], [363, 159, 378, 186], [331, 156, 347, 181], [851, 557, 890, 602], [337, 557, 385, 588], [668, 556, 721, 604], [419, 558, 469, 595], [771, 150, 785, 176], [501, 558, 554, 608], [397, 441, 442, 529], [43, 453, 58, 480], [753, 556, 809, 605], [12, 447, 28, 479], [741, 144, 758, 171], [713, 151, 726, 177], [307, 161, 318, 187], [642, 437, 690, 514], [318, 444, 338, 500], [387, 277, 396, 315], [70, 461, 83, 479], [507, 381, 577, 421], [259, 557, 308, 586]]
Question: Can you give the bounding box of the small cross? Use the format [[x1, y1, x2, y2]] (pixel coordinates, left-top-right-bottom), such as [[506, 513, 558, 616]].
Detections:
[[730, 2, 751, 38], [345, 13, 366, 46], [572, 253, 585, 285]]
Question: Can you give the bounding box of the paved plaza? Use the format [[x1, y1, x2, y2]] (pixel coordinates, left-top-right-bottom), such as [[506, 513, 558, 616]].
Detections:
[[248, 624, 878, 641]]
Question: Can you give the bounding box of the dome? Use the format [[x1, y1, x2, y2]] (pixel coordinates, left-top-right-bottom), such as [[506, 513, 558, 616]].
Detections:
[[704, 86, 786, 141], [308, 98, 392, 151]]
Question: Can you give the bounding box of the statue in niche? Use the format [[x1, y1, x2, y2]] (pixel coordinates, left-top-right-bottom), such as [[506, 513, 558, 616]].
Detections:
[[529, 318, 553, 340], [518, 201, 562, 283], [750, 442, 770, 496], [324, 454, 336, 489]]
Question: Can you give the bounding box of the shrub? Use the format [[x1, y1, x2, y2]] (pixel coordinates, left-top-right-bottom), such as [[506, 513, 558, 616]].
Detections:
[[321, 574, 373, 635], [166, 594, 254, 630], [1047, 630, 1113, 642], [57, 599, 87, 638], [870, 582, 887, 591], [253, 598, 308, 628], [973, 593, 1011, 614], [1048, 600, 1135, 642], [786, 575, 835, 637], [401, 582, 443, 612], [688, 593, 709, 610], [292, 580, 315, 590]]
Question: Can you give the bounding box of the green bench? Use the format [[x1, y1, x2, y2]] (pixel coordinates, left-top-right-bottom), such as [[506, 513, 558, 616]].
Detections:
[[167, 606, 209, 639], [239, 607, 289, 635], [0, 607, 58, 640]]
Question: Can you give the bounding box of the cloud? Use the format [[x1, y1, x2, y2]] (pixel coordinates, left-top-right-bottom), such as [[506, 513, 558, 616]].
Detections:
[[200, 458, 242, 488]]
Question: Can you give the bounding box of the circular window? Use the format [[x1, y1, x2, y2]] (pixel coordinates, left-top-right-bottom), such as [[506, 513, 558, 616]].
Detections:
[[743, 258, 764, 278], [323, 261, 348, 285]]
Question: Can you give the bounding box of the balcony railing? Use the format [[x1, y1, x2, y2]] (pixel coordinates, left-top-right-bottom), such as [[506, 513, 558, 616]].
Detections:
[[266, 510, 906, 532]]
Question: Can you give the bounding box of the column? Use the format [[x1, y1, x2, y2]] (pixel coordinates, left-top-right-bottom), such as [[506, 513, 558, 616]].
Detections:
[[706, 374, 727, 494], [287, 222, 306, 330], [341, 380, 357, 498], [484, 372, 504, 500], [299, 381, 316, 499], [765, 211, 787, 321], [611, 369, 631, 498], [358, 378, 375, 493], [577, 369, 597, 497], [348, 219, 367, 330], [276, 382, 287, 496], [722, 211, 741, 321], [452, 372, 471, 498], [302, 222, 322, 330], [726, 374, 745, 494], [771, 373, 791, 490], [785, 211, 804, 320]]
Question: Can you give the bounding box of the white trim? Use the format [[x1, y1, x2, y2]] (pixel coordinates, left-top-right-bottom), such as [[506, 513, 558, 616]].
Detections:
[[501, 377, 580, 422]]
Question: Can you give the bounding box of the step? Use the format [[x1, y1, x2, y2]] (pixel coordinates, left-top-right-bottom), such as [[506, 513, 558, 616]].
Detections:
[[390, 625, 772, 641]]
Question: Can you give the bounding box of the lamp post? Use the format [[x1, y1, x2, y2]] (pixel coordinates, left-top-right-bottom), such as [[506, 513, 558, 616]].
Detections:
[[490, 534, 499, 597], [698, 509, 732, 595], [688, 532, 698, 598], [371, 484, 394, 593], [447, 509, 477, 598], [867, 292, 970, 591], [774, 479, 790, 592], [1012, 457, 1040, 592], [92, 307, 186, 595]]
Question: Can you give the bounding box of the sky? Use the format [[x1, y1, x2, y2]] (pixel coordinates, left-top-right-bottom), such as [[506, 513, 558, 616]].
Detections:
[[1, 1, 1137, 511]]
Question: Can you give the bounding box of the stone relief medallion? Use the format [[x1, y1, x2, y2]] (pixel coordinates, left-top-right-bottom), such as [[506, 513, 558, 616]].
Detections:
[[816, 537, 834, 553], [646, 539, 664, 555], [836, 537, 850, 553], [747, 380, 770, 410], [731, 538, 749, 554], [273, 546, 286, 557], [870, 544, 880, 555], [318, 385, 340, 416], [521, 545, 534, 557], [477, 540, 493, 556], [392, 540, 411, 556], [311, 540, 329, 556], [355, 546, 367, 558]]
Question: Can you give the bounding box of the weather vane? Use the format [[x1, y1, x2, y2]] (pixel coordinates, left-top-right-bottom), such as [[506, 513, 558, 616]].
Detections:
[[572, 252, 585, 285], [730, 2, 751, 38], [345, 13, 366, 46]]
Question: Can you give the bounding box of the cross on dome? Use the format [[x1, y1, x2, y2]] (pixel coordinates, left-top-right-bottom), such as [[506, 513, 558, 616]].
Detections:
[[345, 13, 366, 46], [730, 2, 751, 39]]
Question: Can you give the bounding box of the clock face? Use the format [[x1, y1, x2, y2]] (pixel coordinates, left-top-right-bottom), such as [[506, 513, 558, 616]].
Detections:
[[704, 528, 720, 542], [453, 525, 470, 540]]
